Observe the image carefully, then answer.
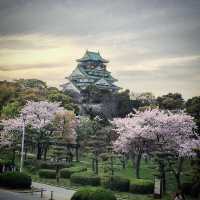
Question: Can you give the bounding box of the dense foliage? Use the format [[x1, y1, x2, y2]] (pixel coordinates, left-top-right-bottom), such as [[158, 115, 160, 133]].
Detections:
[[129, 179, 154, 194], [186, 96, 200, 134], [0, 172, 31, 188], [60, 166, 87, 178], [71, 187, 116, 200], [0, 79, 78, 119], [38, 169, 56, 179], [102, 176, 130, 192], [70, 172, 101, 186]]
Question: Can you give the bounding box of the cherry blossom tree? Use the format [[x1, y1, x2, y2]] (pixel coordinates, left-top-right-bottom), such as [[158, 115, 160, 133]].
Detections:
[[112, 109, 199, 187], [2, 101, 65, 159]]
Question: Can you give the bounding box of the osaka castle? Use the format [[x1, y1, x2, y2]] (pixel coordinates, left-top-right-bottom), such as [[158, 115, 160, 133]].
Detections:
[[61, 50, 120, 93]]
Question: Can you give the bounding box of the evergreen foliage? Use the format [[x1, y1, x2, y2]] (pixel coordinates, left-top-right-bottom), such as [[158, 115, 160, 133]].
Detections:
[[38, 169, 56, 179], [0, 172, 31, 188], [129, 179, 154, 194], [70, 172, 101, 186]]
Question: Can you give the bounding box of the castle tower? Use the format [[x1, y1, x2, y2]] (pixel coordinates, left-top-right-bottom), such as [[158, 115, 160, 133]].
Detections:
[[61, 50, 120, 93]]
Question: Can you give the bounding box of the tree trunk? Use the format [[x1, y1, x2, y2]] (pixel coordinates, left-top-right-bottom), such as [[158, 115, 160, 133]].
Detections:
[[92, 158, 95, 172], [43, 147, 48, 161], [122, 154, 126, 169], [95, 158, 99, 175], [136, 153, 142, 179], [111, 156, 114, 175], [75, 145, 79, 162], [37, 143, 42, 160], [12, 148, 16, 164], [175, 158, 184, 189], [56, 165, 60, 183], [131, 153, 136, 168], [162, 169, 166, 193]]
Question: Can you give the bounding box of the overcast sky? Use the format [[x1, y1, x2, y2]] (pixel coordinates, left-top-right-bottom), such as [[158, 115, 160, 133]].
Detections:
[[0, 0, 200, 99]]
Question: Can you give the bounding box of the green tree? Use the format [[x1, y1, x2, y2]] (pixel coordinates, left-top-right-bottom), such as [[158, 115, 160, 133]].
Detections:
[[1, 101, 21, 119], [186, 96, 200, 134], [157, 93, 184, 110]]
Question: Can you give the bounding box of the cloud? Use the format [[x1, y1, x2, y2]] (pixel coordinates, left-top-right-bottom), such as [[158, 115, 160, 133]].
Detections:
[[0, 0, 200, 98]]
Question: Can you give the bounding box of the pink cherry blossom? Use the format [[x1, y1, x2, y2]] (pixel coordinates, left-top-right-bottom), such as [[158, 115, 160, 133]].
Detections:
[[112, 109, 199, 157]]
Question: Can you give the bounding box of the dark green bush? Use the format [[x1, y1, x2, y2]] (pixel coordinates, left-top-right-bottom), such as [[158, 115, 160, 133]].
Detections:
[[70, 172, 100, 186], [40, 162, 69, 170], [181, 182, 193, 195], [38, 169, 56, 178], [102, 176, 130, 192], [91, 188, 116, 200], [129, 179, 154, 194], [71, 187, 116, 200], [24, 159, 42, 171], [60, 166, 87, 178], [24, 159, 69, 170], [0, 172, 31, 188], [181, 182, 200, 198], [71, 187, 95, 200]]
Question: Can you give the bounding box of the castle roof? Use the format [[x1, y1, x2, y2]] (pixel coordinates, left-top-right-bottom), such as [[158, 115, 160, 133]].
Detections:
[[77, 50, 109, 63]]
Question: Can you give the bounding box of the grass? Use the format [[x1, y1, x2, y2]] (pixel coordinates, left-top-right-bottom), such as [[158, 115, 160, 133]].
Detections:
[[0, 152, 197, 200]]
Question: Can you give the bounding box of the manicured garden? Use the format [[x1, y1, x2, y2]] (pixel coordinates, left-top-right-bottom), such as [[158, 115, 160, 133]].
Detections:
[[0, 80, 200, 200]]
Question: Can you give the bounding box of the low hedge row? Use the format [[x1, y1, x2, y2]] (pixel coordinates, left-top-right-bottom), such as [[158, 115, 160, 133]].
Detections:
[[71, 187, 116, 200], [24, 159, 69, 170], [37, 167, 153, 194], [102, 176, 130, 192], [60, 167, 87, 178], [0, 172, 31, 189], [181, 182, 200, 198], [70, 173, 153, 194], [129, 179, 154, 194], [40, 162, 70, 170], [38, 169, 56, 179], [70, 172, 101, 186]]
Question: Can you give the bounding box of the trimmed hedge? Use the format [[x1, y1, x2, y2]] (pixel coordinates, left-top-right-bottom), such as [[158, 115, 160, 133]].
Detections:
[[38, 169, 56, 179], [0, 172, 31, 189], [60, 166, 87, 178], [24, 159, 69, 170], [70, 172, 101, 186], [129, 179, 154, 194], [40, 162, 69, 170], [71, 187, 116, 200], [102, 176, 130, 192], [181, 182, 200, 198]]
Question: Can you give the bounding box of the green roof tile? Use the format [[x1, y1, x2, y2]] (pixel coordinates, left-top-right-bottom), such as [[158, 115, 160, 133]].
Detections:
[[77, 50, 109, 63]]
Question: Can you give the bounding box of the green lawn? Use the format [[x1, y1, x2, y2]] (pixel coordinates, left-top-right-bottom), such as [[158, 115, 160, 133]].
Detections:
[[0, 151, 196, 200], [22, 156, 197, 200]]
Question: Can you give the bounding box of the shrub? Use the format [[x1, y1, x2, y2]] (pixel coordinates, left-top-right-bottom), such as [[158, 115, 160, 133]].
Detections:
[[71, 187, 95, 200], [40, 162, 69, 170], [181, 182, 200, 198], [71, 187, 116, 200], [70, 172, 100, 186], [102, 176, 130, 192], [60, 166, 87, 178], [0, 172, 31, 188], [24, 159, 69, 170], [38, 169, 56, 179], [181, 182, 193, 195], [129, 179, 154, 194], [24, 159, 41, 169], [91, 188, 116, 200]]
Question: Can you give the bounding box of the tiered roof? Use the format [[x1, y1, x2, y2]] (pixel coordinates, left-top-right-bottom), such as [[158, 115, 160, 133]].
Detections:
[[77, 50, 109, 63], [62, 51, 120, 93]]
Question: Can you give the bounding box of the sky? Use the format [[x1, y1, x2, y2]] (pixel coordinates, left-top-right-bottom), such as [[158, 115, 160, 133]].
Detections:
[[0, 0, 200, 99]]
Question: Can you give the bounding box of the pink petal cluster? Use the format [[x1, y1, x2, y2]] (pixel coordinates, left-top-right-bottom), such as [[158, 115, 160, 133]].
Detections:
[[112, 109, 199, 157], [21, 101, 64, 129]]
